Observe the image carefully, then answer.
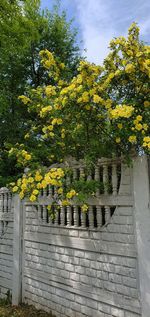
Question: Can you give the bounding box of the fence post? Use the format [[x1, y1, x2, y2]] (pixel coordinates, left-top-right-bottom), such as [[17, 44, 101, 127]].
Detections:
[[12, 194, 23, 305], [133, 155, 150, 317]]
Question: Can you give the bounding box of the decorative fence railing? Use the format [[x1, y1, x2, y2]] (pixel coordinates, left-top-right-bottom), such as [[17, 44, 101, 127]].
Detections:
[[0, 187, 12, 236], [26, 157, 125, 230]]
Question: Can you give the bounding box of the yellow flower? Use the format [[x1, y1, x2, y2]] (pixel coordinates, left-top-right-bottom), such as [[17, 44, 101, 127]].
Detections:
[[49, 132, 54, 137], [29, 194, 36, 202], [47, 125, 53, 131], [128, 135, 137, 143], [85, 105, 91, 110], [19, 191, 25, 199], [51, 118, 57, 125], [66, 189, 76, 199], [45, 85, 56, 97], [18, 95, 31, 104], [32, 189, 39, 196], [143, 124, 148, 131], [37, 183, 42, 189], [144, 101, 150, 107], [40, 106, 52, 117], [93, 95, 101, 103], [21, 183, 27, 190], [28, 177, 34, 183], [135, 123, 142, 131], [57, 188, 63, 195], [125, 64, 135, 73], [117, 123, 123, 129], [25, 154, 31, 161], [57, 118, 63, 125], [136, 115, 142, 121], [35, 172, 43, 182], [110, 105, 134, 119], [76, 74, 83, 84], [105, 99, 112, 109], [12, 186, 18, 193], [17, 179, 22, 186], [143, 136, 150, 143], [24, 133, 30, 139], [60, 63, 65, 69], [82, 92, 89, 103], [62, 199, 70, 206], [115, 137, 121, 143], [81, 204, 88, 212]]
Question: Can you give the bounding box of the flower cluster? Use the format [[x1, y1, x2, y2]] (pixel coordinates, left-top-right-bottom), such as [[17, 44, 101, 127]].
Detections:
[[9, 23, 150, 209]]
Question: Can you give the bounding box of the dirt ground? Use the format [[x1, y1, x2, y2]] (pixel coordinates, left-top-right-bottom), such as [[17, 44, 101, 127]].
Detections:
[[0, 302, 55, 317]]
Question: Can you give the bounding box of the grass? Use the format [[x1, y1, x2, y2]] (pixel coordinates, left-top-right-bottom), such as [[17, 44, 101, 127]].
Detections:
[[0, 300, 55, 317]]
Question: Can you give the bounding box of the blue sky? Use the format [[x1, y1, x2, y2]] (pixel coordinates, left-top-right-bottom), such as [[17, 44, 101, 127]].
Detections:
[[41, 0, 150, 64]]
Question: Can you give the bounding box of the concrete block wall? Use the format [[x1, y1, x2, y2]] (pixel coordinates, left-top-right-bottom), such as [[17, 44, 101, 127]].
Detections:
[[0, 190, 14, 298], [22, 163, 142, 317], [1, 157, 150, 316]]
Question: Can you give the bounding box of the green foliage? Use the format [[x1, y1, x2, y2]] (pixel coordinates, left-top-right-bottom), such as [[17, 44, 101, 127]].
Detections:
[[69, 179, 103, 202], [8, 24, 150, 203], [0, 0, 81, 187]]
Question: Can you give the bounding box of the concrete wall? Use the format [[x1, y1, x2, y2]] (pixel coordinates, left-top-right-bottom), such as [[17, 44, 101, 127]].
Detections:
[[0, 188, 14, 298], [0, 157, 150, 317], [22, 163, 141, 317]]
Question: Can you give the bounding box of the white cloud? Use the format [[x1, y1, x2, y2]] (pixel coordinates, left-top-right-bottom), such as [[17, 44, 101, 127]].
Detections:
[[74, 0, 150, 64], [74, 0, 114, 64], [41, 0, 150, 64]]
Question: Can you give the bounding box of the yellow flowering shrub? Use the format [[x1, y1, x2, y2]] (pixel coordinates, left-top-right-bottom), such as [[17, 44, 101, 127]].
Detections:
[[9, 23, 149, 206]]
